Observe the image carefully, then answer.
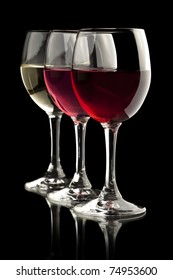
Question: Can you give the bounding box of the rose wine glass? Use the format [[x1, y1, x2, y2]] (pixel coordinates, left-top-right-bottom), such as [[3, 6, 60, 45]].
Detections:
[[44, 30, 98, 207], [20, 30, 69, 194], [71, 28, 151, 219]]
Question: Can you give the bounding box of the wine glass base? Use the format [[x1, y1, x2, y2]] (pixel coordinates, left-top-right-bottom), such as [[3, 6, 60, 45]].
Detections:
[[73, 198, 146, 221], [47, 188, 100, 208], [24, 176, 70, 196]]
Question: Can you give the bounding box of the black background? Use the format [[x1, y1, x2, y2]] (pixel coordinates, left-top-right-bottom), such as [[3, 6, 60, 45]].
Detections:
[[1, 2, 171, 260]]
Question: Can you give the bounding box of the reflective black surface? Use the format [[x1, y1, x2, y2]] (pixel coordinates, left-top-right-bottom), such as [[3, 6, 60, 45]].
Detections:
[[1, 4, 171, 260]]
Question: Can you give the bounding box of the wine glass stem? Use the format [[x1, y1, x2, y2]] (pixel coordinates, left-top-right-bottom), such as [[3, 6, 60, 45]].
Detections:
[[46, 113, 65, 176], [75, 121, 86, 174], [101, 123, 122, 199], [70, 117, 91, 188]]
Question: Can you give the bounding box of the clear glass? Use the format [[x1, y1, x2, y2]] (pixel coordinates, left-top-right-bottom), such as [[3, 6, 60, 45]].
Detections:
[[44, 30, 99, 207], [20, 31, 69, 194], [72, 28, 151, 219]]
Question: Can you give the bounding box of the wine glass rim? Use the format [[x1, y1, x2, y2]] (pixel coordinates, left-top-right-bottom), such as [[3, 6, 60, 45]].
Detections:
[[26, 29, 50, 33], [50, 29, 78, 33], [78, 27, 144, 32]]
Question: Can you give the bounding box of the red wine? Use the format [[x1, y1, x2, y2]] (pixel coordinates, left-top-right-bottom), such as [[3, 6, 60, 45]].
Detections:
[[71, 70, 151, 123], [44, 69, 87, 117]]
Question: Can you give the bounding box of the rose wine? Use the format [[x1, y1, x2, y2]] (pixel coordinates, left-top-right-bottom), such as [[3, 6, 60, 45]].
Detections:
[[20, 64, 61, 115], [44, 69, 87, 117], [71, 70, 151, 123]]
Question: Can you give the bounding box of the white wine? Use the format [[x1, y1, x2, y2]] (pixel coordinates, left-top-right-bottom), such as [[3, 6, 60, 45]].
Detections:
[[20, 64, 61, 115]]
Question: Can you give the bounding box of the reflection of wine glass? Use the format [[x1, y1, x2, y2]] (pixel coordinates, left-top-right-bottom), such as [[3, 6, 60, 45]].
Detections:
[[99, 214, 146, 259], [72, 211, 145, 259], [20, 30, 69, 193], [72, 28, 151, 218], [44, 30, 98, 207], [46, 201, 62, 259]]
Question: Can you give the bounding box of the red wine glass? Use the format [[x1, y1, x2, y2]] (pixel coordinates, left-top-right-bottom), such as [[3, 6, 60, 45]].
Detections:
[[20, 30, 69, 194], [44, 30, 98, 207], [71, 28, 151, 219]]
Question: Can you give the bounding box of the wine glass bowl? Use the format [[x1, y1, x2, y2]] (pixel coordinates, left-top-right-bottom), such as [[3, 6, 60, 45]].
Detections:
[[71, 28, 151, 218], [20, 30, 69, 194], [72, 28, 151, 124]]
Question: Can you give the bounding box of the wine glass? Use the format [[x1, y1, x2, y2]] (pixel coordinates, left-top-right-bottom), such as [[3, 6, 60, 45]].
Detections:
[[44, 30, 98, 207], [71, 28, 151, 219], [20, 30, 69, 194]]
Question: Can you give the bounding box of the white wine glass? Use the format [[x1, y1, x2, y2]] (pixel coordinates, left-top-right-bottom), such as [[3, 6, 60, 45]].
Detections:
[[20, 30, 69, 194]]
